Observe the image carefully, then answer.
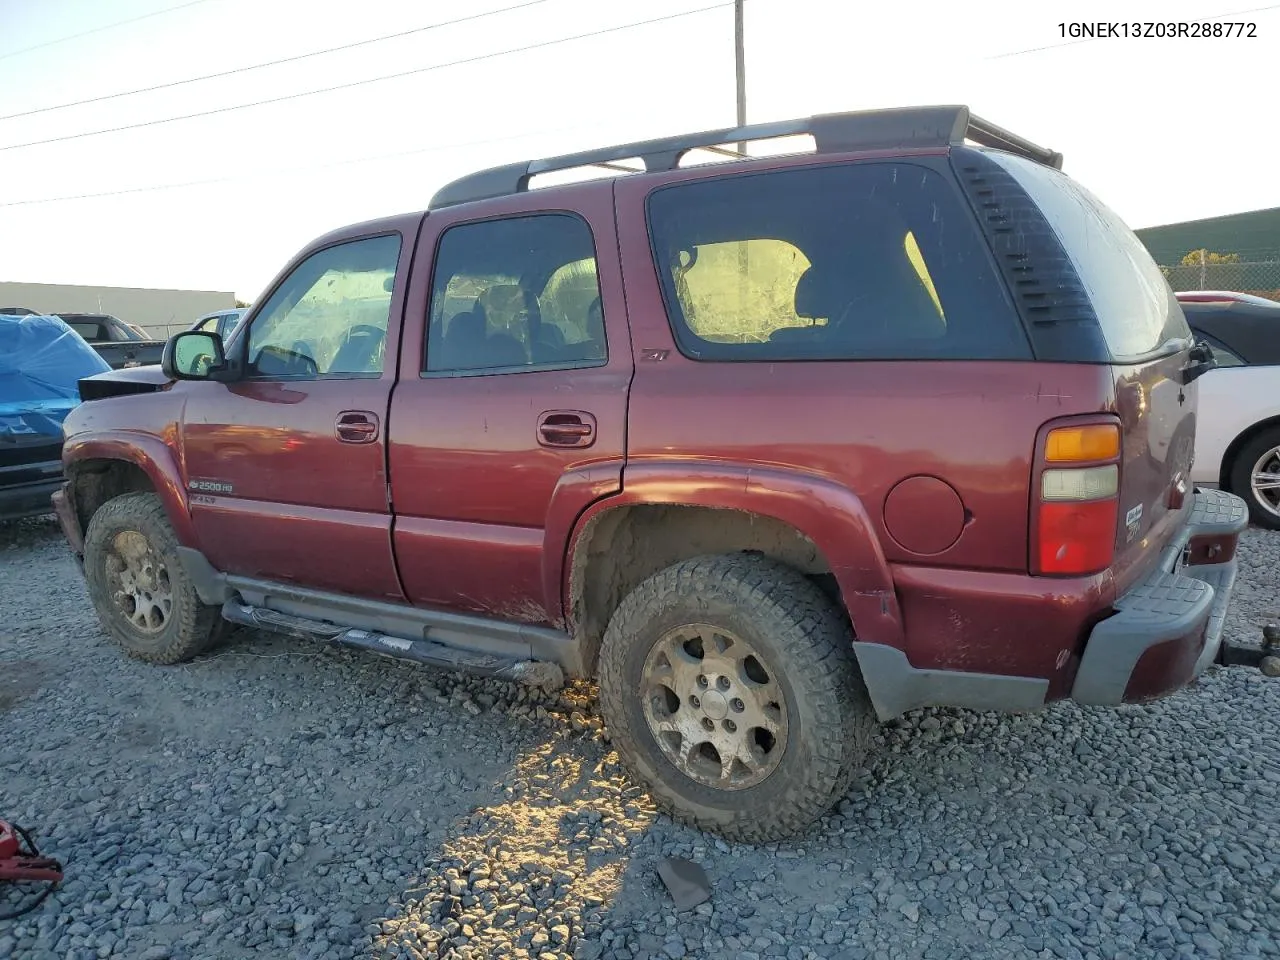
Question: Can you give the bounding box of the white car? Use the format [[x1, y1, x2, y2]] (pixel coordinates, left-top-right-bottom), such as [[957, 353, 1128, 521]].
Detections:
[[1180, 292, 1280, 529]]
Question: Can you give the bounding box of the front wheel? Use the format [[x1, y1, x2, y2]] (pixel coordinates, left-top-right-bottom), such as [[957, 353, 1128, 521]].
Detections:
[[83, 492, 222, 664], [1229, 427, 1280, 530], [597, 554, 875, 842]]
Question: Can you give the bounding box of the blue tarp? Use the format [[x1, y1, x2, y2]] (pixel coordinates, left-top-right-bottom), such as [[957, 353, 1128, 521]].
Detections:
[[0, 314, 110, 439]]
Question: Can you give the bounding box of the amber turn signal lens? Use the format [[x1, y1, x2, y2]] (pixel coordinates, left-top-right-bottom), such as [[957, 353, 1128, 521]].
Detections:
[[1045, 424, 1120, 463]]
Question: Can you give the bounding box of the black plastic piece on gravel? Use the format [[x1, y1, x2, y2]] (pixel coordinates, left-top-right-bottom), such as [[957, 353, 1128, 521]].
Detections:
[[657, 857, 711, 910]]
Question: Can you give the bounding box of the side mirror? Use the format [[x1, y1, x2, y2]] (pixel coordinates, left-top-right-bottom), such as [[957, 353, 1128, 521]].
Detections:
[[162, 330, 227, 381], [1179, 339, 1217, 385]]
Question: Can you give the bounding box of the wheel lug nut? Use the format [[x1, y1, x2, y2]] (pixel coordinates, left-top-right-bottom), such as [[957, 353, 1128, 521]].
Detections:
[[717, 676, 730, 691], [724, 719, 736, 733], [731, 698, 744, 712], [690, 695, 700, 708], [701, 718, 714, 731], [696, 675, 708, 688]]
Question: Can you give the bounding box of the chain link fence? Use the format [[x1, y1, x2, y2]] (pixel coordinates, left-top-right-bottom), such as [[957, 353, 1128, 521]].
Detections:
[[1159, 258, 1280, 301]]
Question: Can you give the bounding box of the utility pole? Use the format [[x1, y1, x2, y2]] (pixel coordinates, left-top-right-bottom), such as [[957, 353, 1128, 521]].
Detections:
[[735, 0, 747, 138], [735, 0, 749, 320]]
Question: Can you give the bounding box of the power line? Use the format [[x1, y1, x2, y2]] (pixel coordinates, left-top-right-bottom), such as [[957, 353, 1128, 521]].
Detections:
[[0, 0, 218, 62], [988, 3, 1280, 59], [0, 1, 736, 153], [0, 121, 613, 208], [0, 0, 551, 123]]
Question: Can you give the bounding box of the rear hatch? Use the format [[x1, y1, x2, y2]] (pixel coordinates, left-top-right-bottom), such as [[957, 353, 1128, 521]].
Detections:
[[983, 152, 1197, 585]]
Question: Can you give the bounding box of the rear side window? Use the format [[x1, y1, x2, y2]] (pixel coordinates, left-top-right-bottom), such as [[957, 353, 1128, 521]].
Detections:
[[985, 152, 1190, 361], [646, 161, 1029, 361]]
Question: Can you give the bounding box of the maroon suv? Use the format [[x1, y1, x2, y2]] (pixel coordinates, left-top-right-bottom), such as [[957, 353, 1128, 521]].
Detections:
[[52, 106, 1255, 841]]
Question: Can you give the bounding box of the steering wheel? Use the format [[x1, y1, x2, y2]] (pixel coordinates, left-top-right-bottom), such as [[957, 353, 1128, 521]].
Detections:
[[343, 324, 384, 344], [336, 324, 386, 372]]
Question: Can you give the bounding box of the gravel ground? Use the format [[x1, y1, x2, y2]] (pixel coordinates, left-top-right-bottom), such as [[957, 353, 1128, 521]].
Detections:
[[2, 515, 1279, 960]]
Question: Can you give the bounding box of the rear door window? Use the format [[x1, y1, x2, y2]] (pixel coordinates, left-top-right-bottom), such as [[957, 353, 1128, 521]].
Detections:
[[645, 161, 1030, 361], [984, 152, 1191, 362], [425, 214, 607, 374]]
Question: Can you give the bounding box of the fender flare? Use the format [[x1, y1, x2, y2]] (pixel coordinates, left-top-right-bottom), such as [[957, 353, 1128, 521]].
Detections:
[[540, 461, 626, 629], [63, 432, 196, 547], [560, 460, 905, 650]]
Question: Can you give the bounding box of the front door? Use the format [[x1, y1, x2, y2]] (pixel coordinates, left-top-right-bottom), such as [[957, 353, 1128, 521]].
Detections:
[[179, 229, 411, 601]]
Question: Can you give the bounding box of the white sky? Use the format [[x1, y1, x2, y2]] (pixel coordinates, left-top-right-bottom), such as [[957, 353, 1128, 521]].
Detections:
[[0, 0, 1277, 303]]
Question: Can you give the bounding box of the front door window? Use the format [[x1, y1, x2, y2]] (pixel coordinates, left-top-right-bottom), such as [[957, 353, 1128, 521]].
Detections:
[[247, 234, 401, 379]]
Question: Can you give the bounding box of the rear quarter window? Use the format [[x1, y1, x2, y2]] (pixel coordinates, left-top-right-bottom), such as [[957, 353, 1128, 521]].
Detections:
[[645, 161, 1031, 362], [984, 152, 1191, 361]]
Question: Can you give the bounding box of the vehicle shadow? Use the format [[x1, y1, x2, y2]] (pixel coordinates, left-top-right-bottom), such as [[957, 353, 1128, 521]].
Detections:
[[190, 620, 1279, 960], [349, 669, 1038, 959], [357, 662, 1280, 960]]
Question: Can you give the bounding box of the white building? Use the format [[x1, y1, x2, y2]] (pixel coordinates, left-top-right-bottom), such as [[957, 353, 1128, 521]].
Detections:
[[0, 281, 237, 340]]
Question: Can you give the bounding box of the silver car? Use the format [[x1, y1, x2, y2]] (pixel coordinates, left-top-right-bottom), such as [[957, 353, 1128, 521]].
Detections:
[[191, 308, 247, 342]]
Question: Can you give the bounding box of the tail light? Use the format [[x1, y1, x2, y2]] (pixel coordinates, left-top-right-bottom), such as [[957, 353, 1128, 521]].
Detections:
[[1035, 422, 1121, 576]]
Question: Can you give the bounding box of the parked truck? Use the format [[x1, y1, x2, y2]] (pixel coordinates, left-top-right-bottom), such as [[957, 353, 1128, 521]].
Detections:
[[56, 313, 165, 370]]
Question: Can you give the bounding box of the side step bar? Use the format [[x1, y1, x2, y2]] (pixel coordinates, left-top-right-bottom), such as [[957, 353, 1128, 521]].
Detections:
[[220, 601, 565, 690]]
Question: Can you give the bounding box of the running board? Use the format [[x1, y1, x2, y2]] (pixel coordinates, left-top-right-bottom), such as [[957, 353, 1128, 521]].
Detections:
[[220, 601, 565, 690]]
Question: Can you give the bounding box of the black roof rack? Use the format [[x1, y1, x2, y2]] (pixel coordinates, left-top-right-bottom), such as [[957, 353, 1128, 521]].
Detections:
[[428, 104, 1062, 210]]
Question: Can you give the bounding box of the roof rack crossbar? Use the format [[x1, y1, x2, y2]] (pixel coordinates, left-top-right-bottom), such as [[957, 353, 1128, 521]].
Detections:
[[428, 105, 1062, 209]]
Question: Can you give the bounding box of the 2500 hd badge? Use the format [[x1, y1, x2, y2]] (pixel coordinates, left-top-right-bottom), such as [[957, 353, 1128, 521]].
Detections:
[[188, 479, 233, 495]]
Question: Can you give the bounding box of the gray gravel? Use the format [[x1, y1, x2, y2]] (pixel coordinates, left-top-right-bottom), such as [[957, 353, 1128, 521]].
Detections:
[[2, 514, 1280, 960]]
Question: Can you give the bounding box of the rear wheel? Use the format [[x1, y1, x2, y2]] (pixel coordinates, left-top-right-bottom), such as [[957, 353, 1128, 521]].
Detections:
[[1229, 427, 1280, 530], [83, 492, 222, 664], [597, 554, 875, 842]]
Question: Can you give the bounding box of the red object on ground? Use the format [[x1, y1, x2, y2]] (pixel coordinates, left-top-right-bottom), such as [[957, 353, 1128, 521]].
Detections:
[[0, 820, 63, 884]]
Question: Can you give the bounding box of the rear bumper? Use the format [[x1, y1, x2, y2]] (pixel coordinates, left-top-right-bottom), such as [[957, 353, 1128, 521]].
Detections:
[[1071, 488, 1248, 706], [854, 488, 1249, 721], [0, 475, 63, 521]]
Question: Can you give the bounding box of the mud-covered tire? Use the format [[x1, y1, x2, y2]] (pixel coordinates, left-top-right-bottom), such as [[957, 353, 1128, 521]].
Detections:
[[597, 553, 875, 842], [1228, 427, 1280, 531], [83, 492, 222, 664]]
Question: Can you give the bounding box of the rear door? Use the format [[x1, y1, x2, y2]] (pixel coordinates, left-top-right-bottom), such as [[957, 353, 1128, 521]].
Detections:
[[987, 153, 1197, 582], [388, 184, 631, 624]]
